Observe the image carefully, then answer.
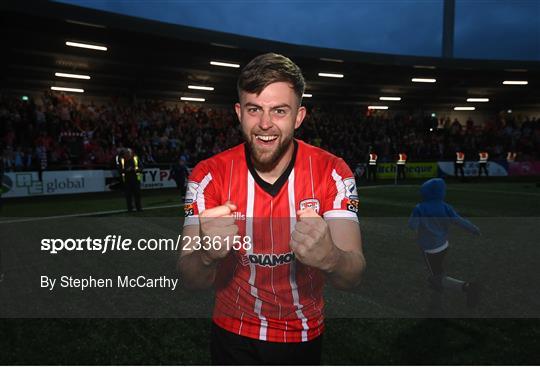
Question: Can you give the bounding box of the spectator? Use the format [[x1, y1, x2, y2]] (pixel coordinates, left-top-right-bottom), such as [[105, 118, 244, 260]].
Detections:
[[0, 92, 538, 172]]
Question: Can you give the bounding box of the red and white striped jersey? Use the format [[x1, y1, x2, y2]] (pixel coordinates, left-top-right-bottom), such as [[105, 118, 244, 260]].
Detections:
[[183, 139, 359, 343]]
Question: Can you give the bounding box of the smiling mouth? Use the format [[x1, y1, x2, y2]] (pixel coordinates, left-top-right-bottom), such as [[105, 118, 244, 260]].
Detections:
[[255, 135, 278, 143]]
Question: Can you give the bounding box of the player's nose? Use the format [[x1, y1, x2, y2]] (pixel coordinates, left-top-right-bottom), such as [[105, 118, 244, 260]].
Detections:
[[258, 110, 273, 130]]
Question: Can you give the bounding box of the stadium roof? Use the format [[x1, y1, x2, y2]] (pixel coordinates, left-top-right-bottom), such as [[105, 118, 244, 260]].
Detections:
[[2, 1, 539, 112]]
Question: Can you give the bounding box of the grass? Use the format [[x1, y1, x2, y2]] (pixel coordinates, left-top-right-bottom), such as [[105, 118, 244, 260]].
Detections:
[[0, 180, 539, 364]]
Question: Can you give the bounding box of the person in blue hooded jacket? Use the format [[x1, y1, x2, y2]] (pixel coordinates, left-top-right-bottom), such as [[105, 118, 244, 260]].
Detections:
[[408, 178, 481, 308]]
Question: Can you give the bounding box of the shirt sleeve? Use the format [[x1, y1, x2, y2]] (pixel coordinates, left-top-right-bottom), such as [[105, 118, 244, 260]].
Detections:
[[322, 158, 359, 222], [183, 160, 221, 227], [444, 203, 481, 235]]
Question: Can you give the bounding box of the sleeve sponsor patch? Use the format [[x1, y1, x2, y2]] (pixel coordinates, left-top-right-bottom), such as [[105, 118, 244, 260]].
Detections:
[[343, 177, 358, 199], [184, 203, 195, 217], [184, 181, 199, 204], [346, 198, 359, 213]]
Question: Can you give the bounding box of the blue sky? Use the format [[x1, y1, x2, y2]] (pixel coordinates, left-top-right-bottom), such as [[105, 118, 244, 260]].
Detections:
[[454, 0, 540, 60], [57, 0, 540, 61]]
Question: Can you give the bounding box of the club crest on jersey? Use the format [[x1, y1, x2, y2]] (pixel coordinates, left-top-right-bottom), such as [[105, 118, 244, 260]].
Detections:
[[299, 198, 320, 214], [184, 181, 199, 204], [343, 178, 358, 198], [242, 252, 296, 267]]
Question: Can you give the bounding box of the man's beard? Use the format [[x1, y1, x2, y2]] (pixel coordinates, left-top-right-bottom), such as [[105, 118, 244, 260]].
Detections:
[[243, 130, 294, 173]]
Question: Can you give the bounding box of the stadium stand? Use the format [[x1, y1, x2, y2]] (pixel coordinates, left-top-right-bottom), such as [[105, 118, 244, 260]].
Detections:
[[1, 92, 539, 172]]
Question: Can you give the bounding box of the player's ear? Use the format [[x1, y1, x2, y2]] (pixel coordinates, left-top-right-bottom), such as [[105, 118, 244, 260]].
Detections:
[[294, 106, 306, 130], [234, 102, 242, 122]]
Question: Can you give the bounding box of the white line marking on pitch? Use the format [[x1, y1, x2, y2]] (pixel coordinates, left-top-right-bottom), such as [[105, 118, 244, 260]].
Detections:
[[359, 184, 540, 197], [0, 204, 184, 224], [447, 187, 540, 197], [358, 184, 418, 190]]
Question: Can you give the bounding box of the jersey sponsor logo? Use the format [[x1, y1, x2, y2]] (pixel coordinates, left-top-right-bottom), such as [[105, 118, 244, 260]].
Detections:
[[233, 211, 246, 221], [185, 181, 199, 204], [243, 252, 295, 267], [346, 198, 359, 213], [239, 253, 250, 266], [343, 178, 358, 198], [299, 198, 320, 214]]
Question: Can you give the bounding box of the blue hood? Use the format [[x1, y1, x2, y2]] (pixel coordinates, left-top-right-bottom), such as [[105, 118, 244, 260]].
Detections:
[[420, 178, 446, 201], [410, 178, 480, 251]]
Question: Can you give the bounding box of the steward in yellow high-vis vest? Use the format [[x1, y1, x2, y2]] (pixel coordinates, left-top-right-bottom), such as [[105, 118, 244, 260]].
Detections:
[[118, 148, 143, 212]]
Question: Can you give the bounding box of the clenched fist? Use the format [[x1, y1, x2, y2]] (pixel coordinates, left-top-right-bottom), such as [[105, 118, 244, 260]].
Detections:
[[199, 201, 239, 265], [290, 208, 339, 272]]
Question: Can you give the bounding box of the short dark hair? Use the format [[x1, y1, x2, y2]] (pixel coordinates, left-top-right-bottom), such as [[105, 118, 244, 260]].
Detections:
[[237, 53, 305, 103]]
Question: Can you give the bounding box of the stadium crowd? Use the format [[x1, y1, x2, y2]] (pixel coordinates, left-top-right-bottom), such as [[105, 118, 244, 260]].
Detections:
[[1, 91, 539, 172]]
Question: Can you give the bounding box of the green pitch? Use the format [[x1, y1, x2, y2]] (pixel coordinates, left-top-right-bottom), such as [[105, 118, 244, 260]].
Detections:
[[0, 181, 539, 364]]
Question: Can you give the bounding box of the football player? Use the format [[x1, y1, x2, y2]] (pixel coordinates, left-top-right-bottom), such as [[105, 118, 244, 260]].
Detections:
[[179, 53, 366, 365]]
